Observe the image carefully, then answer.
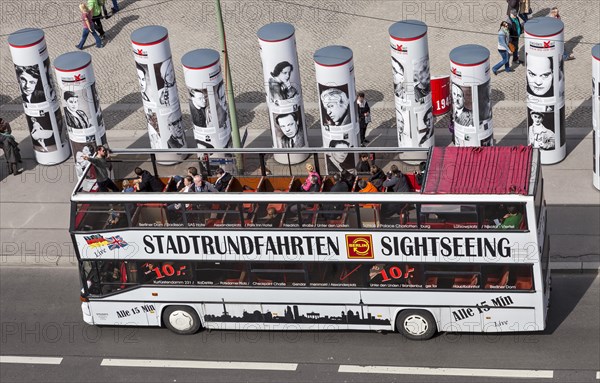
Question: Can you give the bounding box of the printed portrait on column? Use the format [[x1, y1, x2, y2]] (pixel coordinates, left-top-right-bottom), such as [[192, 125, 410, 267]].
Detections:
[[319, 84, 351, 128], [526, 54, 554, 98], [451, 82, 474, 127], [528, 107, 556, 150], [273, 108, 305, 149], [15, 64, 46, 104], [268, 60, 299, 106]]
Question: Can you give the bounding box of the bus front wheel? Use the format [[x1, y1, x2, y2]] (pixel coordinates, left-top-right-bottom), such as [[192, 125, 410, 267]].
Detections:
[[163, 306, 201, 335], [396, 310, 436, 340]]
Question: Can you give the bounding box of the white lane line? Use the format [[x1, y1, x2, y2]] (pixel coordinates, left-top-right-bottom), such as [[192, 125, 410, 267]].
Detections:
[[101, 358, 297, 371], [596, 371, 599, 379], [0, 356, 63, 365], [338, 365, 554, 379]]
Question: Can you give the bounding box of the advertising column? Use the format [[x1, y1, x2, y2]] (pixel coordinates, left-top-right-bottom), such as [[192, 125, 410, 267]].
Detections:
[[524, 17, 566, 164], [258, 22, 309, 164], [449, 44, 493, 147], [54, 51, 108, 178], [592, 44, 600, 190], [314, 46, 359, 174], [8, 28, 70, 165], [181, 49, 232, 157], [389, 20, 434, 148], [131, 25, 187, 163]]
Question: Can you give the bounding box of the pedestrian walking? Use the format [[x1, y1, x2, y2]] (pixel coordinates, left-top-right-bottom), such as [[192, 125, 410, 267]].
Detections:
[[87, 0, 106, 40], [492, 21, 512, 75], [83, 145, 119, 192], [506, 0, 518, 16], [100, 0, 111, 19], [76, 3, 103, 49], [0, 118, 22, 176], [356, 92, 371, 145], [518, 0, 531, 23], [110, 0, 119, 14], [506, 8, 524, 65]]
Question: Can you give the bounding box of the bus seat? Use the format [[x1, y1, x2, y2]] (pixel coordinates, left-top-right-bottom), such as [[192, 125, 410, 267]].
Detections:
[[452, 274, 478, 288], [515, 276, 532, 290], [426, 276, 438, 288], [405, 173, 421, 192]]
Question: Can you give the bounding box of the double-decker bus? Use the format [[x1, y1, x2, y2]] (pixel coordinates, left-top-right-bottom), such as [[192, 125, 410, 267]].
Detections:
[[71, 145, 549, 340]]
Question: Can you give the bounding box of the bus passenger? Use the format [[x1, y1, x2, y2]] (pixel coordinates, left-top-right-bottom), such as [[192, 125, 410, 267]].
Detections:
[[302, 163, 321, 191], [214, 167, 232, 192], [499, 205, 523, 229], [323, 174, 348, 220], [358, 179, 378, 193], [368, 165, 386, 189], [133, 167, 165, 192], [355, 153, 371, 173], [121, 180, 135, 193], [383, 165, 410, 193], [194, 175, 217, 192]]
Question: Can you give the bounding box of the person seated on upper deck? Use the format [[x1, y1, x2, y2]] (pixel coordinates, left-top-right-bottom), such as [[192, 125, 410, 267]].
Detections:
[[340, 169, 355, 190], [323, 173, 349, 219], [133, 167, 165, 192], [368, 165, 386, 189], [383, 165, 410, 193], [258, 207, 281, 227], [193, 174, 217, 193], [355, 153, 371, 173], [358, 179, 379, 193], [303, 174, 320, 193], [214, 167, 232, 192], [172, 166, 199, 191], [499, 205, 523, 229], [121, 180, 135, 193], [301, 163, 321, 191]]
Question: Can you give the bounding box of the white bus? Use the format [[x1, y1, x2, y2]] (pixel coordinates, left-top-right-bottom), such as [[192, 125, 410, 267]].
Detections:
[[71, 146, 549, 340]]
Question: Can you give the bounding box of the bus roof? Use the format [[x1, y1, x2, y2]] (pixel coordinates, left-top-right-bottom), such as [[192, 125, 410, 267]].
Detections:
[[423, 146, 534, 195]]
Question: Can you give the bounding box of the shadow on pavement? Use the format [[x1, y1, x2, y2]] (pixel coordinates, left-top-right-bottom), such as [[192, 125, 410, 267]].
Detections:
[[362, 89, 385, 104], [565, 96, 592, 156], [565, 35, 583, 56], [105, 14, 140, 41]]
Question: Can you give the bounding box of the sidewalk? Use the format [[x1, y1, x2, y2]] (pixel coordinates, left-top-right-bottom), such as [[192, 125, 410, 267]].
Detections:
[[0, 122, 598, 271]]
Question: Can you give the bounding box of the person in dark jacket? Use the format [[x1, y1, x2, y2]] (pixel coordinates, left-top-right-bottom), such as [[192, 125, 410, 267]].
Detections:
[[506, 0, 518, 16], [133, 167, 165, 192], [323, 173, 349, 220], [355, 153, 371, 173], [0, 118, 22, 176], [356, 92, 371, 144], [506, 8, 524, 65], [214, 167, 232, 192], [368, 165, 386, 189]]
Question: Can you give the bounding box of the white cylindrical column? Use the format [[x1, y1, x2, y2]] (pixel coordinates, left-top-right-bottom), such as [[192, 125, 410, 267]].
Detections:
[[8, 28, 70, 165], [314, 46, 359, 174], [449, 44, 493, 147], [54, 51, 108, 178], [131, 26, 187, 163], [524, 17, 566, 164], [258, 22, 309, 164], [593, 44, 600, 190], [389, 20, 434, 148], [181, 49, 233, 156]]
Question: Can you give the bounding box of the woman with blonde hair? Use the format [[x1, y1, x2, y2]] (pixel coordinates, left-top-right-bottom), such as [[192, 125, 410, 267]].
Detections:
[[76, 3, 103, 49], [301, 163, 321, 191]]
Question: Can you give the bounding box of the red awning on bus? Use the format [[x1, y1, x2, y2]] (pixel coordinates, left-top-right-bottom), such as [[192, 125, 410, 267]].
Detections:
[[423, 146, 533, 195]]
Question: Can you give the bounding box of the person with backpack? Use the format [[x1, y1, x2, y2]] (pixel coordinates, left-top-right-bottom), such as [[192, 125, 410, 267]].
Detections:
[[87, 0, 106, 40]]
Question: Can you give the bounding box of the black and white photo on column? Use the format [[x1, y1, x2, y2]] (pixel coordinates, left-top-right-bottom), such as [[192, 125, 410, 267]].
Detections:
[[413, 56, 431, 104], [319, 84, 351, 127], [15, 64, 45, 104], [26, 111, 56, 152], [396, 106, 410, 144], [62, 89, 90, 132], [188, 87, 211, 128], [72, 141, 95, 179], [391, 56, 407, 102], [136, 62, 152, 104], [326, 137, 353, 173], [527, 107, 556, 150], [416, 106, 434, 147], [163, 107, 185, 149], [214, 80, 230, 131], [144, 106, 160, 149], [43, 58, 57, 103], [154, 58, 178, 107], [273, 107, 305, 149], [90, 83, 104, 128], [526, 54, 554, 98], [268, 61, 299, 105], [451, 82, 474, 127], [480, 135, 493, 147], [477, 80, 493, 122], [55, 108, 67, 146], [559, 105, 566, 147]]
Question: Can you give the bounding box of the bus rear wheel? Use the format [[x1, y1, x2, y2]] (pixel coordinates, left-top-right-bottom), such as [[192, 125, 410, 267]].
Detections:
[[163, 306, 201, 335], [396, 310, 436, 340]]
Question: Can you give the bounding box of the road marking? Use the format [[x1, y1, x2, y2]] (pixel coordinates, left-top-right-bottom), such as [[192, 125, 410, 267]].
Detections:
[[101, 358, 297, 371], [596, 371, 599, 379], [0, 356, 63, 365], [338, 365, 554, 379]]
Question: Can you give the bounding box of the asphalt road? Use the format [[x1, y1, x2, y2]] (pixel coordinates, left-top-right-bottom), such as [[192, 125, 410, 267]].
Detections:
[[0, 268, 598, 383]]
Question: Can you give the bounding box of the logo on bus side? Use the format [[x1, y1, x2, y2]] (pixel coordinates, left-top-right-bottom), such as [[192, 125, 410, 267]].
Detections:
[[346, 235, 374, 259]]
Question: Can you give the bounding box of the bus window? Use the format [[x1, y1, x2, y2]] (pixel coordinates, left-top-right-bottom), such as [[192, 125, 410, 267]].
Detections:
[[480, 203, 527, 230], [482, 264, 533, 290], [250, 263, 306, 287], [419, 204, 478, 230], [216, 204, 242, 228], [185, 205, 227, 228], [380, 203, 417, 229], [139, 261, 192, 285], [131, 204, 168, 228], [195, 262, 248, 286], [308, 263, 366, 288], [95, 260, 136, 295], [368, 263, 423, 288], [75, 203, 128, 231], [248, 203, 282, 228], [424, 264, 480, 289]]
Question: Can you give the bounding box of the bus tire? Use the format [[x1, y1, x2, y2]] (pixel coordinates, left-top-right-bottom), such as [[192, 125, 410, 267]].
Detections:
[[163, 306, 201, 335], [395, 310, 436, 340]]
